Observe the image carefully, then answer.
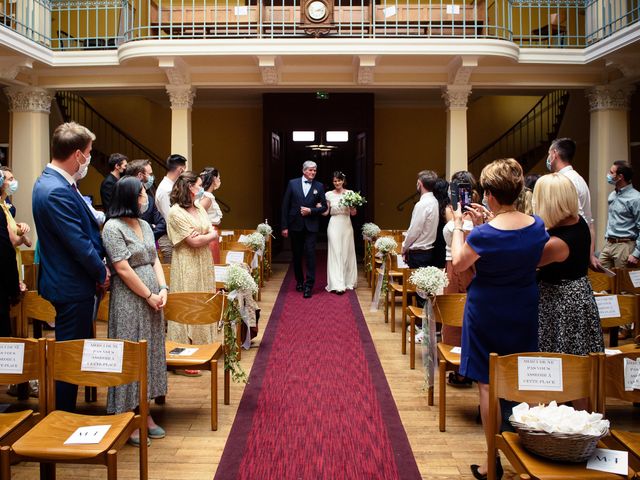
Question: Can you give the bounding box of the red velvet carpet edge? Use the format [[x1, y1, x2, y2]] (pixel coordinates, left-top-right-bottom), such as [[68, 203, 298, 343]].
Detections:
[[214, 263, 422, 480]]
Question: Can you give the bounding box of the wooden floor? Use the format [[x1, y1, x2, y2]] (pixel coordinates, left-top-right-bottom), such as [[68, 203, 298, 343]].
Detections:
[[5, 262, 639, 479]]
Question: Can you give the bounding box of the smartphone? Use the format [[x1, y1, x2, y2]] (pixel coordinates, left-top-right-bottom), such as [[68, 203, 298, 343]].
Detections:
[[458, 183, 472, 210], [169, 347, 185, 355]]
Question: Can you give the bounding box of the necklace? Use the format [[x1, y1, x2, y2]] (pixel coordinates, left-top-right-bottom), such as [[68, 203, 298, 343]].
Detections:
[[492, 209, 517, 217]]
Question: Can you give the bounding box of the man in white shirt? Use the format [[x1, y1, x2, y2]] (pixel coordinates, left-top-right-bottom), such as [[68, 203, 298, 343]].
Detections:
[[402, 170, 439, 268], [547, 138, 601, 270], [155, 154, 187, 263]]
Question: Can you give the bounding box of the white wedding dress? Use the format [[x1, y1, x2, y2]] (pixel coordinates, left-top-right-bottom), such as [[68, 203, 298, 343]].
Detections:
[[325, 190, 358, 292]]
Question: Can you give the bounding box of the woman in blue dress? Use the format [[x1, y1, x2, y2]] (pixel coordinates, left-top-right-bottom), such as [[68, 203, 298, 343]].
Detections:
[[451, 158, 549, 480]]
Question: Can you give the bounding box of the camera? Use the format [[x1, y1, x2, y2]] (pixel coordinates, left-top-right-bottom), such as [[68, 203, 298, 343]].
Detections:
[[451, 182, 472, 210]]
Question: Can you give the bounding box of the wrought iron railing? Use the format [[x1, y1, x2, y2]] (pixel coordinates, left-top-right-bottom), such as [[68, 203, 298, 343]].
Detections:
[[0, 0, 638, 48]]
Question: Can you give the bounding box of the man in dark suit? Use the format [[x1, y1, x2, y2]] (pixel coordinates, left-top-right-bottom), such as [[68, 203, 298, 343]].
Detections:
[[99, 152, 127, 210], [281, 160, 327, 298], [32, 122, 110, 412]]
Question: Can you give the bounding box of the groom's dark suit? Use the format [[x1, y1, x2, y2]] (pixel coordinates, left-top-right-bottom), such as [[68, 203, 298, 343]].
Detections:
[[281, 177, 327, 290]]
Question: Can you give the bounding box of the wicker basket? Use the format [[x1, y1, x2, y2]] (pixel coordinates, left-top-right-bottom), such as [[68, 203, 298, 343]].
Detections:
[[510, 420, 608, 463]]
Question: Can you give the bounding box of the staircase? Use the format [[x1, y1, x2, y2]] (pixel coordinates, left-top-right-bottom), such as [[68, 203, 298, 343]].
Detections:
[[468, 90, 570, 175], [55, 91, 166, 177]]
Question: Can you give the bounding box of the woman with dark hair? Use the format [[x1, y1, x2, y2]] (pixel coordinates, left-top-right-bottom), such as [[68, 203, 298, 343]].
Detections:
[[198, 167, 223, 263], [102, 176, 168, 446], [431, 178, 450, 269], [167, 172, 218, 373], [323, 171, 357, 294]]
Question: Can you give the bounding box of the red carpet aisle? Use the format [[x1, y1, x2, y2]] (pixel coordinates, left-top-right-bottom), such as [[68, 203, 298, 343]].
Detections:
[[214, 261, 422, 480]]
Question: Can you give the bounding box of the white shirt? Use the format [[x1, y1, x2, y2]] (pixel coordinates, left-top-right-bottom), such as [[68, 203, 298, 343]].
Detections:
[[46, 163, 75, 185], [559, 165, 593, 225], [155, 176, 175, 220], [199, 191, 223, 225], [443, 219, 474, 261], [403, 191, 439, 252], [302, 176, 312, 196]]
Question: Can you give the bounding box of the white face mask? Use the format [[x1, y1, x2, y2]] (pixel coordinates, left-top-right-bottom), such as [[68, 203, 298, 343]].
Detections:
[[74, 151, 91, 181]]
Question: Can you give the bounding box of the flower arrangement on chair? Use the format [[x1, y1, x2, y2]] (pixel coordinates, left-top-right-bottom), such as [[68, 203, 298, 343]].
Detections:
[[370, 236, 398, 311], [256, 223, 273, 277], [240, 232, 265, 284], [362, 223, 381, 275]]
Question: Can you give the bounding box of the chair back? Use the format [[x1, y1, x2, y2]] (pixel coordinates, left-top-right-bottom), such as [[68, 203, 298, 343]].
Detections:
[[21, 291, 56, 325], [96, 293, 110, 323], [616, 268, 640, 294], [164, 292, 226, 326], [20, 250, 37, 291], [588, 269, 616, 293], [433, 294, 466, 328], [598, 351, 640, 415], [0, 338, 46, 415], [595, 294, 639, 329], [220, 249, 251, 265], [225, 241, 253, 252], [213, 264, 230, 291], [162, 263, 171, 285], [46, 338, 147, 412]]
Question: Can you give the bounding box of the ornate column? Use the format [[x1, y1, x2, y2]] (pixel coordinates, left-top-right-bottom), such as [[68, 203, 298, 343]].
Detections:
[[4, 86, 53, 241], [442, 85, 472, 180], [166, 84, 196, 163], [587, 85, 634, 252]]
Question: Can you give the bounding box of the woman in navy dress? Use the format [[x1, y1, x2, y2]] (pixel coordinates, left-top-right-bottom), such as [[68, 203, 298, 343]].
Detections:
[[451, 158, 549, 479]]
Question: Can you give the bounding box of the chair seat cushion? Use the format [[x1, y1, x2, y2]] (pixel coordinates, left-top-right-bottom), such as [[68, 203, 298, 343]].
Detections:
[[0, 410, 33, 441], [437, 343, 461, 365], [501, 431, 630, 479], [12, 410, 135, 460], [166, 341, 222, 368]]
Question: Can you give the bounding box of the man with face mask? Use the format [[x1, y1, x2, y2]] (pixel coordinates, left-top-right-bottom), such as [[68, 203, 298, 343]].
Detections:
[[100, 153, 128, 210], [155, 154, 187, 264], [125, 159, 166, 241], [32, 122, 110, 412], [402, 169, 439, 268], [546, 138, 601, 271]]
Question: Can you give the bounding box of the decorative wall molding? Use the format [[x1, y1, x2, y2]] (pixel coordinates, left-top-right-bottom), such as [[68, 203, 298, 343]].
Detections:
[[356, 55, 376, 85], [158, 57, 191, 85], [447, 56, 477, 85], [442, 84, 472, 110], [586, 85, 634, 111], [166, 84, 196, 110], [4, 86, 53, 113], [258, 56, 279, 85]]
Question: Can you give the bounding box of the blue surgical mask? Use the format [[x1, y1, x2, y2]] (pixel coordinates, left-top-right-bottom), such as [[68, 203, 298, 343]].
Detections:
[[144, 175, 154, 190], [546, 155, 553, 172], [195, 187, 205, 200], [607, 174, 617, 185], [139, 200, 149, 214], [7, 179, 18, 195]]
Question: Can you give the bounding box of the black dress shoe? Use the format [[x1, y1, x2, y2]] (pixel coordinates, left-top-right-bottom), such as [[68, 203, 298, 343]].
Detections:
[[470, 457, 503, 480], [303, 288, 312, 298], [336, 290, 345, 295], [295, 283, 304, 292]]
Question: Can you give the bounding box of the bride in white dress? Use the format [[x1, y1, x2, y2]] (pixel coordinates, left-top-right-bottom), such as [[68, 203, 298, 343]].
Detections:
[[323, 171, 358, 294]]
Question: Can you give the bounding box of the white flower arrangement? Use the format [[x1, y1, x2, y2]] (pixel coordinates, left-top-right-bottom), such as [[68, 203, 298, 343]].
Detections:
[[256, 223, 273, 237], [339, 190, 367, 208], [374, 236, 397, 254], [409, 267, 449, 296], [226, 263, 258, 294], [362, 222, 381, 240], [240, 232, 265, 253]]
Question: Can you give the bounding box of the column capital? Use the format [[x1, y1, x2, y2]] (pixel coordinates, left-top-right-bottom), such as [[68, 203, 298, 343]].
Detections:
[[586, 85, 634, 112], [442, 85, 472, 110], [4, 87, 53, 114], [166, 84, 196, 110]]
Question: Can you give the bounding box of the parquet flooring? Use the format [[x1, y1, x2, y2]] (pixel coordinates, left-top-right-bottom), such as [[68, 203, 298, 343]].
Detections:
[[5, 262, 639, 479]]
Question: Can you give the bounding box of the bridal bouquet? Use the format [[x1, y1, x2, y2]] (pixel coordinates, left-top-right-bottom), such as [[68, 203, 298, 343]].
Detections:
[[256, 222, 273, 238], [240, 232, 265, 253], [410, 267, 449, 298], [374, 236, 397, 254], [339, 191, 367, 208], [362, 222, 381, 240]]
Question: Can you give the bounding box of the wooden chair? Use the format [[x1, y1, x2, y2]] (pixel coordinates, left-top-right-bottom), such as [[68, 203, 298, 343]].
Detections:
[[487, 351, 628, 480], [434, 293, 466, 432], [220, 249, 251, 266], [162, 263, 171, 286], [227, 240, 264, 294], [597, 350, 640, 416], [3, 338, 149, 480], [369, 229, 395, 293], [0, 338, 46, 448], [163, 292, 227, 430], [238, 229, 271, 281], [219, 248, 260, 301], [603, 430, 640, 473], [387, 262, 414, 333], [588, 269, 616, 293], [19, 249, 37, 291], [595, 294, 639, 347], [213, 264, 230, 291], [20, 291, 56, 340]]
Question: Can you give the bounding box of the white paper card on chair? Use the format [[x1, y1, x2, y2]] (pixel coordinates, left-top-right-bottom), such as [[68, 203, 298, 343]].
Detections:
[[220, 230, 235, 236], [396, 254, 408, 269], [0, 342, 25, 374], [628, 270, 640, 288], [238, 234, 250, 243], [64, 425, 111, 445], [623, 357, 640, 391], [586, 448, 628, 475], [234, 5, 248, 15], [517, 357, 563, 391], [446, 4, 460, 14], [450, 346, 462, 354], [214, 266, 229, 284], [177, 348, 198, 356], [81, 340, 124, 373], [604, 348, 622, 356], [383, 5, 396, 17], [595, 295, 620, 319], [226, 251, 245, 264]]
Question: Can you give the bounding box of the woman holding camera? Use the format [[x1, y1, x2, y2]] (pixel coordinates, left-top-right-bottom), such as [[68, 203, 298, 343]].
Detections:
[[451, 158, 549, 479]]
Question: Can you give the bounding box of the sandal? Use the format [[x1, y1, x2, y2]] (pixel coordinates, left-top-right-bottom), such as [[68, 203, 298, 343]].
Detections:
[[447, 371, 473, 387]]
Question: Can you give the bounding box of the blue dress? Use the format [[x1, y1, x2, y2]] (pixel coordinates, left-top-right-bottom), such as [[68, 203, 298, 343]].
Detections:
[[459, 216, 549, 384]]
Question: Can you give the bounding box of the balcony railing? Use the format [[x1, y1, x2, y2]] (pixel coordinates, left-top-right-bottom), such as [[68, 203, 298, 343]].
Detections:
[[1, 0, 638, 49]]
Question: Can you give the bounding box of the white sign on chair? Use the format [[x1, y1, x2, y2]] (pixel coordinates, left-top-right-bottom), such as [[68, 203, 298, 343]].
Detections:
[[0, 342, 25, 374], [517, 356, 563, 391], [81, 340, 124, 373]]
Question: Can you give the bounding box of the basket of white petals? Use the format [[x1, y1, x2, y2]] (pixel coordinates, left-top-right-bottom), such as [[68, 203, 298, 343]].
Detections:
[[509, 401, 610, 462]]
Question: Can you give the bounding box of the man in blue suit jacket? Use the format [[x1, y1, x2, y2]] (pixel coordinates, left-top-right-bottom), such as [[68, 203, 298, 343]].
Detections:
[[32, 122, 110, 412], [281, 161, 327, 298]]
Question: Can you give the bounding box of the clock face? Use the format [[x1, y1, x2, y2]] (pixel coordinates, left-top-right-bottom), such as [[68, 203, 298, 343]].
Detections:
[[307, 0, 328, 21]]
